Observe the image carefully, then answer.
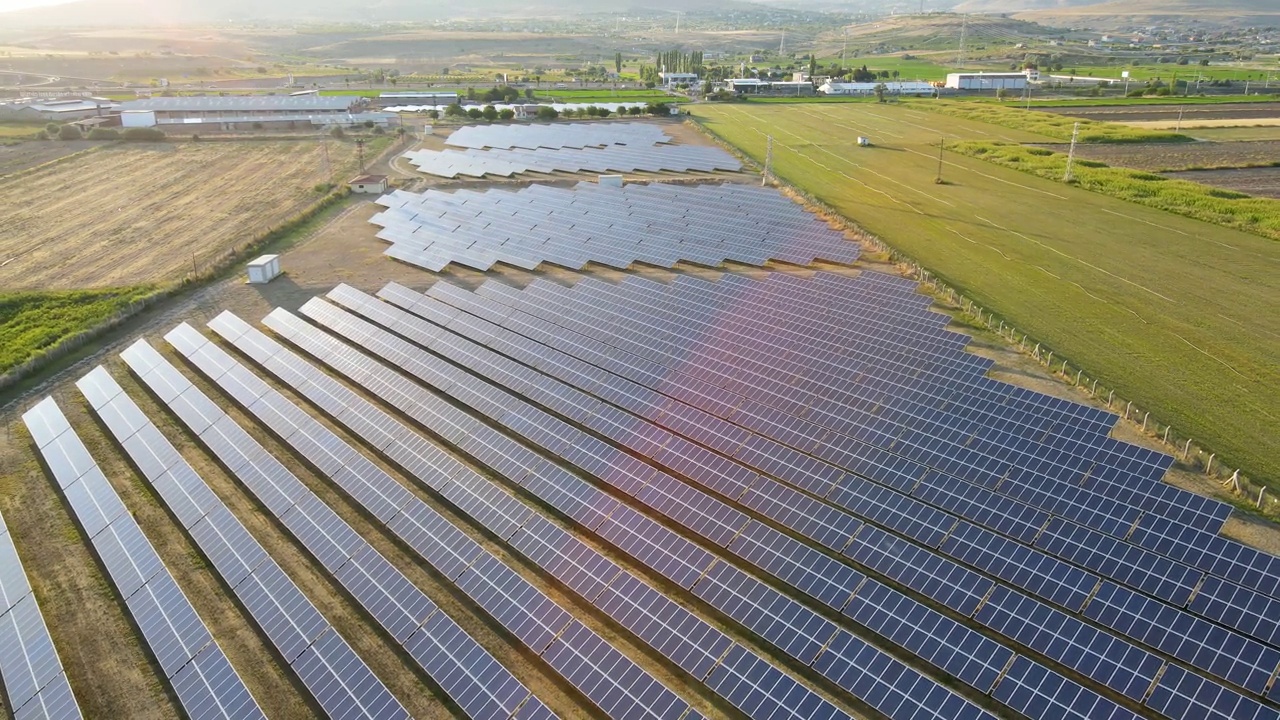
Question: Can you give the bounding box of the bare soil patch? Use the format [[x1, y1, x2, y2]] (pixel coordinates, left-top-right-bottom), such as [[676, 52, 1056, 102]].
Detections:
[[0, 140, 102, 178], [1162, 166, 1280, 199]]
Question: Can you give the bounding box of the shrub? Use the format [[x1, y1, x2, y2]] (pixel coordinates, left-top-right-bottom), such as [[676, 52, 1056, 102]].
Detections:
[[371, 125, 386, 135], [45, 122, 59, 135], [498, 109, 515, 120], [427, 109, 440, 119], [535, 106, 559, 120], [57, 125, 81, 140], [444, 103, 465, 117], [330, 126, 345, 138], [466, 108, 484, 119], [481, 105, 498, 121], [121, 127, 166, 142], [87, 128, 120, 140]]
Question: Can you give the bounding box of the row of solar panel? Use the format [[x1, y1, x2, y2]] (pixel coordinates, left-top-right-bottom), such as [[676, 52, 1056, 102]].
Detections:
[[525, 271, 1178, 495], [154, 323, 701, 720], [74, 364, 414, 720], [434, 275, 1243, 611], [493, 271, 1226, 535], [281, 292, 1174, 720], [370, 182, 858, 272], [402, 144, 743, 178], [117, 336, 558, 720], [445, 122, 671, 150], [0, 509, 81, 720], [20, 399, 265, 720], [423, 277, 1279, 664], [239, 303, 1000, 720], [337, 279, 1278, 718], [437, 271, 1212, 540]]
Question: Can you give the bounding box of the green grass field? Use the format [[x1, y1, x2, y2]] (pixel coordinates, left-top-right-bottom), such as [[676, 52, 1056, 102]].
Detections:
[[1051, 63, 1280, 83], [692, 102, 1280, 486], [0, 287, 159, 376]]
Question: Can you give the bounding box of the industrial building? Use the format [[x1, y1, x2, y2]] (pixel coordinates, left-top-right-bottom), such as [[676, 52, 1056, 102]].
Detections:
[[0, 97, 119, 121], [116, 95, 392, 131], [723, 78, 814, 96], [944, 72, 1031, 90], [376, 91, 459, 108], [818, 80, 936, 96], [658, 72, 699, 87]]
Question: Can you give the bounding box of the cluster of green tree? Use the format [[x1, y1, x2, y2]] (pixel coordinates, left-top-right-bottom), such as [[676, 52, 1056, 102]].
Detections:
[[464, 85, 530, 103], [844, 65, 901, 82], [640, 50, 705, 81], [440, 102, 672, 122]]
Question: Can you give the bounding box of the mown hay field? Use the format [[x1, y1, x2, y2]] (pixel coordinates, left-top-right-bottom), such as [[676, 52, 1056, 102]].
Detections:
[[693, 102, 1280, 486], [0, 139, 360, 291]]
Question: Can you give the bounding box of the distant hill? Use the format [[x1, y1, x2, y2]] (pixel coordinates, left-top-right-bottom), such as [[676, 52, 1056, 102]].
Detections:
[[0, 0, 749, 26], [953, 0, 1280, 24]]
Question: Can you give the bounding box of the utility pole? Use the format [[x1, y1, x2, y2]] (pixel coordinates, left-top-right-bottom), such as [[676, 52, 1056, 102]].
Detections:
[[935, 136, 945, 184], [779, 31, 785, 55], [763, 134, 773, 186], [356, 138, 366, 172], [1063, 121, 1079, 182], [1176, 105, 1184, 132], [957, 15, 967, 69], [1025, 82, 1032, 110]]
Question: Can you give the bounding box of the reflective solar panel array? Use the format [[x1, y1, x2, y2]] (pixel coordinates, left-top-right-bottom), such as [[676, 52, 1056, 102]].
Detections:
[[186, 267, 1280, 720], [195, 311, 869, 720], [402, 143, 742, 179], [445, 122, 671, 150], [20, 398, 264, 720], [117, 337, 555, 720], [370, 182, 859, 272], [0, 508, 81, 720], [74, 364, 411, 720]]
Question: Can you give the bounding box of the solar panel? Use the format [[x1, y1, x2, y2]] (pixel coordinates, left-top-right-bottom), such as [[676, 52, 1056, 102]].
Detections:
[[369, 183, 855, 273], [22, 398, 263, 720]]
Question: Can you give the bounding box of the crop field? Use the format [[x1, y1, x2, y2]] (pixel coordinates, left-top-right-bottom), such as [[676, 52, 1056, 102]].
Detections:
[[912, 100, 1189, 142], [0, 140, 364, 292], [1042, 101, 1280, 124], [1035, 140, 1280, 171], [1164, 167, 1280, 199], [693, 102, 1280, 486]]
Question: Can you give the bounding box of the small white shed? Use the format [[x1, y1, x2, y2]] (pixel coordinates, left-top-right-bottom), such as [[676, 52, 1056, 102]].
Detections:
[[247, 254, 281, 284], [348, 174, 388, 194], [598, 174, 624, 188]]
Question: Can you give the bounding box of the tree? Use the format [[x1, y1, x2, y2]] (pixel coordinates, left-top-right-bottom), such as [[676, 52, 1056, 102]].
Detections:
[[535, 105, 559, 120], [481, 105, 498, 121], [444, 103, 465, 117], [58, 124, 81, 140], [427, 109, 440, 119], [615, 52, 623, 75], [808, 55, 817, 82], [627, 105, 643, 116], [466, 107, 484, 119], [330, 126, 346, 138], [45, 122, 59, 136], [499, 109, 515, 120], [873, 83, 887, 103], [1199, 58, 1210, 66]]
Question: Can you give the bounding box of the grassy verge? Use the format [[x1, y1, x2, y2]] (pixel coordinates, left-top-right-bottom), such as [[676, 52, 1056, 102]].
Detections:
[[951, 141, 1280, 241], [912, 100, 1193, 142], [1016, 95, 1280, 107], [0, 287, 161, 377]]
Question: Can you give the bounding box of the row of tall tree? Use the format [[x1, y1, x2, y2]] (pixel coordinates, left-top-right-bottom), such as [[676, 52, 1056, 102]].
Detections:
[[654, 50, 704, 75]]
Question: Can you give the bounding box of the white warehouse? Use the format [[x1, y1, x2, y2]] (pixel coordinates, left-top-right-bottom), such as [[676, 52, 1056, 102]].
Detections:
[[945, 72, 1030, 90], [819, 81, 936, 96]]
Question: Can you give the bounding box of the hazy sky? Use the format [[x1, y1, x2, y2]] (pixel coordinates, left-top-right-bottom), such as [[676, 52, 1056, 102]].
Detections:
[[0, 0, 76, 11]]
